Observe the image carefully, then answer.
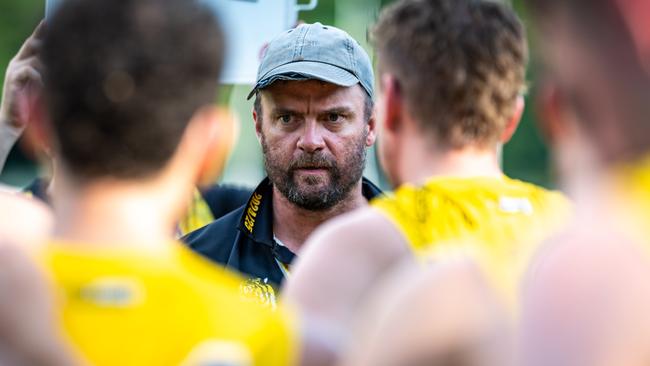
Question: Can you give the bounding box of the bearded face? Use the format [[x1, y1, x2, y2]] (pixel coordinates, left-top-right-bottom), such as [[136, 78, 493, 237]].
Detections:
[[261, 130, 367, 210], [255, 80, 374, 211]]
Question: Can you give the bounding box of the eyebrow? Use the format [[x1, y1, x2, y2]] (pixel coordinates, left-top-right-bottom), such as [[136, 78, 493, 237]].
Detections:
[[271, 108, 301, 117], [270, 106, 356, 117], [319, 107, 356, 116]]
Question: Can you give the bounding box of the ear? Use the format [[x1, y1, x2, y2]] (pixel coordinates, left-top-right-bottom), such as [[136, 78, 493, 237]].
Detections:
[[500, 95, 524, 144], [20, 93, 54, 159], [535, 83, 572, 147], [365, 107, 377, 147], [380, 73, 403, 134], [253, 98, 263, 144], [179, 105, 239, 187]]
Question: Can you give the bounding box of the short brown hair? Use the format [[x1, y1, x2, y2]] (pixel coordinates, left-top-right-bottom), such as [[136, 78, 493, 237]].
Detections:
[[372, 0, 527, 149], [43, 0, 224, 181]]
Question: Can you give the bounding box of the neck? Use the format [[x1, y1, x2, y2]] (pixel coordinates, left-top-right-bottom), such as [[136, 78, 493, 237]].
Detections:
[[397, 143, 503, 186], [272, 181, 367, 254], [52, 172, 190, 248]]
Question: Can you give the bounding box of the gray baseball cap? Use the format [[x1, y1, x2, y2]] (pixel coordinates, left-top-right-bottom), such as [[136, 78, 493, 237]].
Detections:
[[246, 22, 374, 100]]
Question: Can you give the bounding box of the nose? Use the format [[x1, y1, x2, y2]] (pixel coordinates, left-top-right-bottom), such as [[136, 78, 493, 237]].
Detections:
[[297, 120, 326, 153]]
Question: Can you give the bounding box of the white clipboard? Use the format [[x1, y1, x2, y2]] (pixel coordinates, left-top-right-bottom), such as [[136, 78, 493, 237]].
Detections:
[[44, 0, 318, 85]]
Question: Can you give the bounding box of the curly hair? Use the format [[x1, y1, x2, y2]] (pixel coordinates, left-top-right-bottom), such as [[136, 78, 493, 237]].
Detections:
[[372, 0, 527, 149]]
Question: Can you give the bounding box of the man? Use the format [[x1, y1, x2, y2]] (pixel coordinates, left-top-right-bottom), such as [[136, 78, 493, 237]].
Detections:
[[520, 1, 650, 365], [31, 0, 297, 364], [0, 24, 252, 235], [183, 23, 382, 298], [284, 0, 569, 359]]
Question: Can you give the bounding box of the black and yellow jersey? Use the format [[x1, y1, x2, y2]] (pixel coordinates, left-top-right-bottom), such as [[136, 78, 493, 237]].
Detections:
[[372, 175, 571, 309], [34, 241, 298, 366]]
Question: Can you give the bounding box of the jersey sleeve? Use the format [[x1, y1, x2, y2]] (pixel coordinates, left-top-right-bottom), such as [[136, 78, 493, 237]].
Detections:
[[371, 184, 476, 256], [249, 304, 300, 366]]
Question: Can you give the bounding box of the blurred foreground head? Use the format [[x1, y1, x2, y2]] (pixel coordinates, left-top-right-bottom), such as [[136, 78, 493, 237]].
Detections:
[[41, 0, 232, 185], [528, 0, 650, 167], [522, 3, 650, 366], [371, 0, 527, 185]]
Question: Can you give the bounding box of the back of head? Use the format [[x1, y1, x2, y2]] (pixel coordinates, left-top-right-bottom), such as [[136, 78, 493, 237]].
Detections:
[[527, 0, 650, 164], [372, 0, 527, 149], [42, 0, 224, 182]]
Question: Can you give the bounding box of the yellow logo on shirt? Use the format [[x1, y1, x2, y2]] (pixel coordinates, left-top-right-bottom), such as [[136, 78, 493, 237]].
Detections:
[[244, 193, 262, 233], [240, 277, 277, 310]]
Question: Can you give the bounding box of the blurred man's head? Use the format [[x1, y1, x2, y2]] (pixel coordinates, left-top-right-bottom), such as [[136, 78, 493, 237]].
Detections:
[[41, 0, 231, 185], [527, 0, 650, 168], [249, 23, 376, 211], [371, 0, 527, 185]]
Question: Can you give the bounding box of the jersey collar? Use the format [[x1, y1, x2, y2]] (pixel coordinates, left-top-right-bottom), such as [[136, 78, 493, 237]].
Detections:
[[236, 176, 383, 255]]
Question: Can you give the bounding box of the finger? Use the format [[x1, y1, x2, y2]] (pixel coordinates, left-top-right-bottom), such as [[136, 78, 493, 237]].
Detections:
[[13, 66, 43, 88], [32, 20, 46, 40], [17, 39, 42, 60], [23, 56, 44, 74], [16, 22, 45, 60], [12, 55, 44, 73]]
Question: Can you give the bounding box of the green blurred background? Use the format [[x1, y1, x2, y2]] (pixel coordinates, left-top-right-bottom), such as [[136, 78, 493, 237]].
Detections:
[[0, 0, 553, 190]]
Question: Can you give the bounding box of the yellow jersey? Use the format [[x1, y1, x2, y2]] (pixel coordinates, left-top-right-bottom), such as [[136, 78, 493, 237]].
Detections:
[[372, 175, 571, 310], [612, 155, 650, 252], [177, 188, 216, 236], [34, 241, 298, 366]]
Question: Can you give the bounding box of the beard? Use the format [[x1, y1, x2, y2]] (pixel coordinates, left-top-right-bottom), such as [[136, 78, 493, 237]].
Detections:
[[261, 132, 367, 211]]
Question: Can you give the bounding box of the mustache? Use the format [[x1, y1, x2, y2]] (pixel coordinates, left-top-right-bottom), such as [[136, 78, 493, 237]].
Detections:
[[289, 153, 336, 170]]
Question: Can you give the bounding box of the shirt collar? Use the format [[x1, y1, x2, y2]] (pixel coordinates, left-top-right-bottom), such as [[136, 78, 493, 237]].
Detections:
[[236, 176, 384, 249]]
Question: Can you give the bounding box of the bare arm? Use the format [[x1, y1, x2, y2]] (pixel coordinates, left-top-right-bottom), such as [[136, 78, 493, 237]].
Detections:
[[283, 207, 412, 364], [0, 243, 83, 366], [342, 260, 510, 366], [521, 229, 650, 366], [0, 22, 45, 172]]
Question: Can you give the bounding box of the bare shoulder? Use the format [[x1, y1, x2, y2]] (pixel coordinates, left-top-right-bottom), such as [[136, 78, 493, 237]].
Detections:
[[523, 218, 650, 366], [0, 191, 53, 247], [301, 206, 409, 263], [344, 259, 509, 366], [528, 222, 650, 290], [283, 207, 413, 365]]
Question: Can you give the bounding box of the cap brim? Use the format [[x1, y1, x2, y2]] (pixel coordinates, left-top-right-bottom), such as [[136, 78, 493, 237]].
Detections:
[[246, 61, 359, 100]]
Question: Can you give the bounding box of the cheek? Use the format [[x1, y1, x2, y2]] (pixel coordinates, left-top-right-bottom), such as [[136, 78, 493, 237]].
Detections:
[[262, 127, 298, 152], [326, 129, 364, 157]]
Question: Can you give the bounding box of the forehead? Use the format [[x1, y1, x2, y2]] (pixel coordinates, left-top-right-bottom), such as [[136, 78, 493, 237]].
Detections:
[[260, 80, 366, 111]]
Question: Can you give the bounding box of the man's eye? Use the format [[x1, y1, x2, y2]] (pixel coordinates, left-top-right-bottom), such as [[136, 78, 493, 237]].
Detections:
[[279, 115, 292, 123], [327, 113, 340, 122]]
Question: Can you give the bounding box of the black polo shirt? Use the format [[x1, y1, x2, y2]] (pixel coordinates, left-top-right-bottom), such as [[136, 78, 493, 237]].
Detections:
[[182, 177, 383, 289]]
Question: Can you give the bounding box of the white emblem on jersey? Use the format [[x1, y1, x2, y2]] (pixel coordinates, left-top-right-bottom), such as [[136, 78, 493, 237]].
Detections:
[[499, 196, 533, 215], [77, 277, 144, 307]]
